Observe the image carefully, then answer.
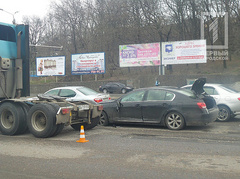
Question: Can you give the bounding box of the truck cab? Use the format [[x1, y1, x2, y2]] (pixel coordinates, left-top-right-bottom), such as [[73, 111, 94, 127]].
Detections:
[[0, 22, 102, 138], [0, 22, 29, 99]]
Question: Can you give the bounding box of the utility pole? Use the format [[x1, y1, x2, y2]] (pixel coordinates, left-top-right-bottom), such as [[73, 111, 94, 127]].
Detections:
[[0, 8, 19, 24]]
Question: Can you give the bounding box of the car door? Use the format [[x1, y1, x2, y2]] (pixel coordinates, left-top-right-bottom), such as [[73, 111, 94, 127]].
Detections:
[[109, 84, 119, 93], [117, 90, 145, 122], [141, 89, 174, 123], [105, 83, 113, 92]]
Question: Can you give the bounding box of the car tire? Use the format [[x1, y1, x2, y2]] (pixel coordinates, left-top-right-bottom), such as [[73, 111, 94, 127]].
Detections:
[[165, 111, 185, 130], [121, 88, 127, 94], [84, 117, 100, 130], [70, 124, 81, 131], [99, 111, 109, 126], [71, 117, 100, 131], [217, 105, 231, 122], [103, 89, 108, 93]]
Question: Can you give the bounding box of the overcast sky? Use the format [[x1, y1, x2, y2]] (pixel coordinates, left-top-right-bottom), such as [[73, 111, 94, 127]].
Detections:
[[0, 0, 59, 24]]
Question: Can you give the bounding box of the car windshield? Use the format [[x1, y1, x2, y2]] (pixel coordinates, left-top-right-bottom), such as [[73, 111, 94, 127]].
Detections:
[[220, 85, 239, 93], [77, 87, 98, 95]]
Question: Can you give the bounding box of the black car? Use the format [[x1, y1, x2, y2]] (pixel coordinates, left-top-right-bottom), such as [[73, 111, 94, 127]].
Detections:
[[99, 82, 133, 94], [99, 79, 218, 130]]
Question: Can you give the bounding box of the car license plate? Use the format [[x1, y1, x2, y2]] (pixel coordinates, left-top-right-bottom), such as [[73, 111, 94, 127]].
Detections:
[[78, 105, 89, 110]]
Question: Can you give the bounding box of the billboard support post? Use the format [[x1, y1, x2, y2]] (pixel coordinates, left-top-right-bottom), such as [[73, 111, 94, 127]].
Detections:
[[159, 42, 163, 75], [159, 65, 165, 76]]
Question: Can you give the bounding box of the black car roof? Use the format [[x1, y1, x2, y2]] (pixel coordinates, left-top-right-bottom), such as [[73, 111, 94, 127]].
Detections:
[[106, 82, 123, 84], [105, 82, 125, 85], [131, 86, 190, 94], [135, 86, 179, 90]]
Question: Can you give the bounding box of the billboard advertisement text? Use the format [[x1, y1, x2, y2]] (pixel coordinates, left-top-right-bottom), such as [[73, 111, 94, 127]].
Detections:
[[162, 40, 207, 65], [71, 52, 105, 75], [119, 43, 161, 67]]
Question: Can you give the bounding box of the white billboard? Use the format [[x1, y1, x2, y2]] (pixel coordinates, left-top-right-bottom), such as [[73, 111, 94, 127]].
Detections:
[[71, 52, 105, 75], [162, 40, 207, 65], [36, 56, 65, 76]]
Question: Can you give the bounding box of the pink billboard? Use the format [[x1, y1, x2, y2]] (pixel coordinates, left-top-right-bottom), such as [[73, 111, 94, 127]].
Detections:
[[119, 43, 161, 67]]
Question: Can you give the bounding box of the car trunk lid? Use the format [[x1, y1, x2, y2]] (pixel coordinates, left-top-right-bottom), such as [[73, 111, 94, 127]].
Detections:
[[191, 78, 216, 109], [191, 78, 206, 95], [89, 93, 111, 103]]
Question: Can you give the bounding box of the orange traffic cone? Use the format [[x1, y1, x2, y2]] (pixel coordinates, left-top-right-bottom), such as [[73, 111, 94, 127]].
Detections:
[[76, 125, 89, 143]]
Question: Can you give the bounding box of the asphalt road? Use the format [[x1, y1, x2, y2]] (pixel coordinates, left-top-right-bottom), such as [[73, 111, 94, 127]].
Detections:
[[1, 117, 240, 179]]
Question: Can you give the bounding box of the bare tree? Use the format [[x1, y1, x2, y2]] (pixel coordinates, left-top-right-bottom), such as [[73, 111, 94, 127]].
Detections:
[[22, 16, 46, 72], [23, 16, 45, 45], [29, 0, 239, 77]]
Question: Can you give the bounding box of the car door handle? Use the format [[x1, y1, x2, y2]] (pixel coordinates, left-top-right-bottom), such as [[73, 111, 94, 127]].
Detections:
[[135, 104, 140, 107]]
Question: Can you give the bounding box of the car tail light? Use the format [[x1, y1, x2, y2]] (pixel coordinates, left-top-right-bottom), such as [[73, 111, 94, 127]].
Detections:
[[238, 98, 240, 101], [197, 102, 206, 109], [108, 97, 111, 100], [98, 105, 103, 111], [61, 108, 70, 114], [94, 98, 103, 103]]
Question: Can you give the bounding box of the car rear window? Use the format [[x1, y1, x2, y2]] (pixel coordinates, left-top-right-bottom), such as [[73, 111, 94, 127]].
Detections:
[[45, 89, 59, 96], [220, 85, 239, 93], [59, 89, 76, 97], [178, 89, 197, 98], [146, 89, 175, 101], [77, 87, 98, 95]]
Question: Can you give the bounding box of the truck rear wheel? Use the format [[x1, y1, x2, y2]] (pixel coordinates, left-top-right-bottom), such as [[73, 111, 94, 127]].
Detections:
[[27, 103, 58, 138], [0, 102, 26, 135], [49, 103, 65, 137], [71, 117, 100, 131], [18, 102, 31, 133]]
